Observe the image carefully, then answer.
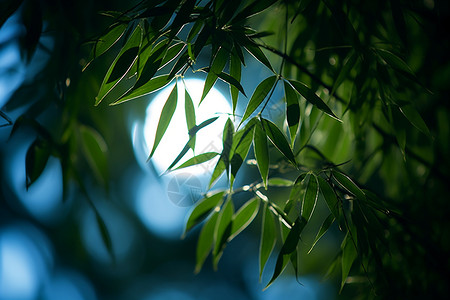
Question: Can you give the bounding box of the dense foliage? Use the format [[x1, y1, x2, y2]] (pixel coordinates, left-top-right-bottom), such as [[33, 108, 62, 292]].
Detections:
[[2, 0, 450, 298]]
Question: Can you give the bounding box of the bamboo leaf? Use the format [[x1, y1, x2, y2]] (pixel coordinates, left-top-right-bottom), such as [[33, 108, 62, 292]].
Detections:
[[301, 173, 319, 222], [259, 203, 277, 280], [284, 81, 300, 144], [195, 211, 219, 273], [332, 171, 366, 201], [213, 198, 234, 269], [148, 83, 178, 159], [79, 125, 108, 185], [201, 47, 229, 103], [267, 178, 294, 187], [25, 139, 50, 189], [229, 197, 260, 241], [399, 104, 430, 136], [112, 75, 172, 104], [230, 49, 242, 115], [241, 76, 277, 125], [261, 118, 296, 165], [253, 121, 269, 189], [185, 191, 225, 235], [317, 176, 339, 219], [185, 88, 196, 150], [341, 233, 358, 291], [308, 214, 335, 254], [288, 79, 341, 122], [174, 152, 219, 170]]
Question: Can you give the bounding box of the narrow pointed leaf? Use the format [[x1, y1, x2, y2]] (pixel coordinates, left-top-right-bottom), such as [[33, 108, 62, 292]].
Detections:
[[308, 214, 335, 254], [229, 197, 260, 241], [166, 139, 191, 171], [96, 25, 142, 105], [284, 81, 300, 144], [79, 125, 108, 185], [244, 41, 274, 72], [213, 198, 234, 269], [259, 203, 277, 279], [267, 178, 294, 187], [230, 49, 242, 115], [253, 121, 269, 189], [331, 49, 357, 96], [174, 152, 219, 170], [301, 173, 319, 222], [241, 76, 277, 124], [230, 119, 256, 188], [288, 80, 340, 121], [195, 211, 219, 273], [188, 117, 219, 136], [341, 233, 358, 291], [25, 139, 50, 189], [317, 176, 339, 219], [160, 42, 185, 68], [113, 75, 171, 104], [201, 47, 229, 102], [261, 118, 296, 165], [217, 72, 246, 97], [149, 84, 178, 159], [185, 191, 225, 235], [399, 104, 430, 136], [265, 217, 306, 289], [209, 158, 227, 189], [95, 211, 114, 260], [332, 171, 366, 201], [185, 88, 196, 150], [376, 49, 414, 76]]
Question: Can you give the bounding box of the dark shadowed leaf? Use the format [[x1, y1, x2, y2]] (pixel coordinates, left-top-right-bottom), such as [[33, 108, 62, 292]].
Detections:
[[288, 80, 340, 121], [94, 210, 114, 261], [284, 81, 300, 144], [25, 139, 50, 189], [308, 214, 335, 254], [195, 211, 219, 273], [399, 104, 430, 136], [232, 0, 278, 23], [230, 49, 242, 115], [332, 171, 366, 201], [148, 83, 178, 159], [261, 118, 296, 166], [160, 42, 186, 68], [317, 176, 339, 219], [260, 203, 277, 279], [217, 72, 246, 97], [213, 198, 234, 269], [244, 40, 274, 72], [341, 233, 358, 291], [331, 49, 358, 96], [96, 25, 142, 105], [185, 191, 225, 235], [201, 47, 229, 103], [253, 121, 269, 189], [301, 173, 319, 222], [241, 76, 277, 125], [230, 119, 256, 187], [229, 197, 260, 241]]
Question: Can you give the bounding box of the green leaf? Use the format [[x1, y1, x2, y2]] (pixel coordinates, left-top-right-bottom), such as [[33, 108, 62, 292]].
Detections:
[[308, 214, 335, 254], [232, 0, 278, 22], [285, 173, 307, 218], [209, 158, 227, 189], [201, 47, 229, 103], [185, 88, 196, 150], [288, 79, 341, 122], [187, 19, 203, 43], [341, 233, 358, 291], [260, 118, 296, 166], [95, 25, 143, 105], [253, 121, 269, 189], [79, 125, 108, 185], [216, 72, 246, 97], [209, 119, 235, 188], [188, 117, 219, 136], [265, 217, 306, 289], [284, 81, 300, 144], [195, 211, 219, 273], [332, 171, 366, 201], [160, 42, 186, 68], [331, 49, 358, 96], [230, 119, 256, 188], [148, 83, 178, 159], [174, 152, 219, 170], [213, 198, 234, 269], [230, 49, 242, 115], [376, 48, 414, 76], [259, 203, 277, 279], [399, 104, 430, 136], [267, 178, 294, 187], [112, 75, 172, 104], [84, 23, 128, 70], [134, 39, 168, 89], [229, 197, 260, 241], [317, 176, 339, 219], [301, 173, 319, 222], [185, 191, 225, 235], [240, 76, 277, 125], [25, 139, 50, 189]]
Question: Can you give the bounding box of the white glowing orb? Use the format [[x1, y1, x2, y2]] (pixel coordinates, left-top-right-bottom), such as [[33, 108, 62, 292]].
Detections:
[[134, 78, 231, 175]]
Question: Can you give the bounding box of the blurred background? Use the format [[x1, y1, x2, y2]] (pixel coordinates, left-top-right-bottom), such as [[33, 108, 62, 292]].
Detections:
[[1, 0, 450, 299]]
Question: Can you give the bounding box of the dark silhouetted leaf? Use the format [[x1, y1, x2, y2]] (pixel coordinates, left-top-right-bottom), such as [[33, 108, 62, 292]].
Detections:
[[95, 210, 114, 261], [331, 49, 358, 96], [96, 25, 143, 105], [241, 76, 277, 125], [399, 104, 430, 136], [284, 81, 300, 144], [232, 0, 278, 23], [341, 233, 357, 291], [25, 139, 50, 189], [230, 49, 242, 115], [230, 119, 256, 187], [261, 118, 296, 165], [185, 191, 225, 235], [217, 72, 246, 97]]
